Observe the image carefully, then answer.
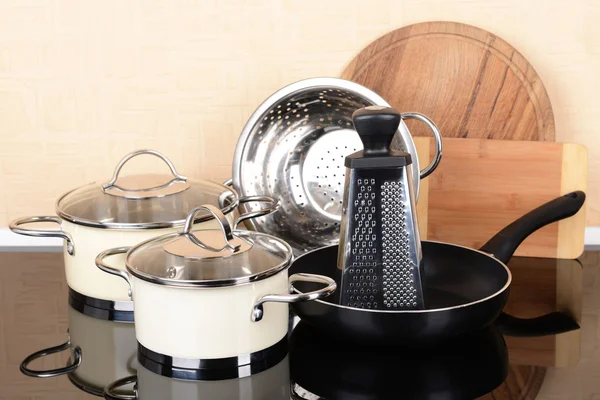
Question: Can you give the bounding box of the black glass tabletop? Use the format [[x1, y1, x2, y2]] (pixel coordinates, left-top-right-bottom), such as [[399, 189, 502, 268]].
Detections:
[[0, 251, 586, 399]]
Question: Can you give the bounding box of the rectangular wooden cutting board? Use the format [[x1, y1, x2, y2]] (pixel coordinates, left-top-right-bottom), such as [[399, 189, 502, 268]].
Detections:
[[414, 137, 587, 259]]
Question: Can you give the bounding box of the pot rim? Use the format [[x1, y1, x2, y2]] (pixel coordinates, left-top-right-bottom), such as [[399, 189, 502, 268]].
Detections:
[[125, 230, 294, 288], [55, 184, 240, 230]]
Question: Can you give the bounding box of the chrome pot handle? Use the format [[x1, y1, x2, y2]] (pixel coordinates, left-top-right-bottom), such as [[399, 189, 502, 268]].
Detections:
[[252, 273, 337, 322], [235, 196, 280, 229], [96, 247, 133, 298], [402, 113, 443, 179], [104, 375, 138, 400], [103, 149, 187, 191], [9, 216, 75, 255], [20, 339, 82, 378], [183, 205, 240, 252]]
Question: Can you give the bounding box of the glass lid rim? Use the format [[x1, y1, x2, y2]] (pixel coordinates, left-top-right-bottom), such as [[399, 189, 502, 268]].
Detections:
[[124, 230, 294, 287], [54, 178, 239, 229]]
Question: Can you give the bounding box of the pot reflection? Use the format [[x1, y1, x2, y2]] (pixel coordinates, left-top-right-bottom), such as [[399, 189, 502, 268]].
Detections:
[[105, 355, 290, 400], [20, 302, 137, 397]]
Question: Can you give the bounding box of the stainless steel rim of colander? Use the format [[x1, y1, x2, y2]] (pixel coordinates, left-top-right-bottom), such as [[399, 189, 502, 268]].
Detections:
[[231, 77, 421, 198]]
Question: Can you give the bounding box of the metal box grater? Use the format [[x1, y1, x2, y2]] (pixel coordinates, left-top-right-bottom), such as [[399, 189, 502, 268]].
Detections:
[[338, 106, 424, 310]]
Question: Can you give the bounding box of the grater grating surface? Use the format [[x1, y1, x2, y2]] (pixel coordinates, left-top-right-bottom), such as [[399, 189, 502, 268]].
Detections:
[[339, 170, 424, 310], [381, 180, 422, 309], [344, 176, 378, 309]]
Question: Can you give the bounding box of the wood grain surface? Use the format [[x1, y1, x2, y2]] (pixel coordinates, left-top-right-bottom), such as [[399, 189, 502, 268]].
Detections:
[[413, 137, 587, 259], [342, 21, 555, 141], [483, 366, 547, 400]]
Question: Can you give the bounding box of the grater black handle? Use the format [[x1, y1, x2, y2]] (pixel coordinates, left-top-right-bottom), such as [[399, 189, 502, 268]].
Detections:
[[353, 106, 401, 157]]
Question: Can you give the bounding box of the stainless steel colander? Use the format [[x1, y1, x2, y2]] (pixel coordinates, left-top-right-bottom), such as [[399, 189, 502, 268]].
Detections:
[[231, 78, 442, 255]]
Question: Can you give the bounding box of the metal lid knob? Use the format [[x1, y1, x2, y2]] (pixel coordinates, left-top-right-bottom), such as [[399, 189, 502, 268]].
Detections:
[[163, 205, 251, 259], [102, 149, 190, 199]]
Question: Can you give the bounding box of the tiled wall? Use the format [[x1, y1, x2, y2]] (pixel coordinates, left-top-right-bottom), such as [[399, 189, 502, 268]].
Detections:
[[0, 0, 598, 226]]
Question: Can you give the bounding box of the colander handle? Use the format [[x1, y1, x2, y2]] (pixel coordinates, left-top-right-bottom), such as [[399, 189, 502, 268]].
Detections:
[[402, 113, 443, 179]]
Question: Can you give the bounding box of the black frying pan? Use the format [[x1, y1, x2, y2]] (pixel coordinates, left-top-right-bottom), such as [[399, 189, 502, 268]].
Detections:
[[290, 191, 585, 343]]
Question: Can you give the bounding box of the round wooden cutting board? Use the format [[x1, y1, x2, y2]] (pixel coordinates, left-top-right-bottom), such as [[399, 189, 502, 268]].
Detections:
[[341, 21, 555, 141]]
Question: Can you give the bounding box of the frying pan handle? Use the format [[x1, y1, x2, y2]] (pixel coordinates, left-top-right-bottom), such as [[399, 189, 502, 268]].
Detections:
[[496, 311, 580, 337], [479, 191, 585, 263]]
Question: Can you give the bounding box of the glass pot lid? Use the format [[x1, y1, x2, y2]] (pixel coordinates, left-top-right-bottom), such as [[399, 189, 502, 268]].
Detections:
[[55, 150, 238, 229], [125, 205, 293, 287]]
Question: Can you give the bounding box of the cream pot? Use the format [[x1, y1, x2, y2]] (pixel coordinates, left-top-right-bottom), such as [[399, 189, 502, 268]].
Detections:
[[96, 205, 336, 372], [10, 150, 274, 304]]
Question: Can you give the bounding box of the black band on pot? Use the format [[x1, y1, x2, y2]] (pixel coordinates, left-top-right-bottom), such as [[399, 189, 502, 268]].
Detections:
[[137, 336, 288, 381], [69, 289, 134, 323]]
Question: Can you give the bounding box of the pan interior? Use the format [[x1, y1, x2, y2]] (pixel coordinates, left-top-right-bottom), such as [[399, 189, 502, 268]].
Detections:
[[290, 243, 510, 311]]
